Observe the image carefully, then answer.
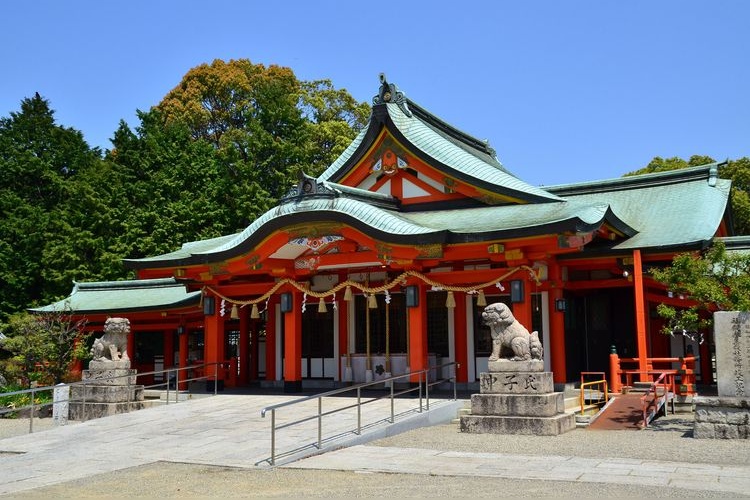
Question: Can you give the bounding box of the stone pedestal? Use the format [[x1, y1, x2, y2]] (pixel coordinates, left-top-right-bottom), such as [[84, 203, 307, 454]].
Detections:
[[694, 312, 750, 439], [69, 367, 144, 420], [461, 365, 575, 436]]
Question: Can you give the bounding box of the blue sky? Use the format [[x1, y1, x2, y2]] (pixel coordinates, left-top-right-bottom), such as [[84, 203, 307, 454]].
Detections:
[[2, 1, 748, 186]]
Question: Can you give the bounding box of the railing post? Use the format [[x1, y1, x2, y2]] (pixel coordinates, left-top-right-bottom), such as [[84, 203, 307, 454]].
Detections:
[[166, 367, 171, 405], [175, 369, 180, 403], [425, 369, 430, 411], [317, 397, 322, 449], [29, 386, 36, 434], [126, 371, 132, 413], [390, 378, 395, 423], [609, 345, 621, 394], [419, 371, 423, 412], [270, 409, 276, 466], [357, 387, 361, 435]]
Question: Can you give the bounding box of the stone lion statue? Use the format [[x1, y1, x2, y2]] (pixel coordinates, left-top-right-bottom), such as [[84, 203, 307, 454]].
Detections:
[[90, 317, 131, 363], [482, 303, 543, 361]]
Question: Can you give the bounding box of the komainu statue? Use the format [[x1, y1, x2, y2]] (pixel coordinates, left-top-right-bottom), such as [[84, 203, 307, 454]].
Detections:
[[90, 317, 131, 363], [482, 303, 543, 361]]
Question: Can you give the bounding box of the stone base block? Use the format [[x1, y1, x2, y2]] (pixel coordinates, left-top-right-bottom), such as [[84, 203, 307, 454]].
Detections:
[[69, 401, 145, 420], [470, 392, 565, 417], [693, 396, 750, 439], [71, 384, 144, 403], [82, 368, 137, 386], [487, 359, 544, 373], [460, 413, 575, 436], [479, 371, 554, 394]]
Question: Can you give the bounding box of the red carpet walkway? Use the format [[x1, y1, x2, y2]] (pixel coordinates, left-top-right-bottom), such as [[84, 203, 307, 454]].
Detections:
[[586, 393, 644, 430]]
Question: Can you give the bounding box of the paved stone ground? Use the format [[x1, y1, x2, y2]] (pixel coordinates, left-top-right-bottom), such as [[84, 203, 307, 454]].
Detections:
[[2, 397, 749, 498]]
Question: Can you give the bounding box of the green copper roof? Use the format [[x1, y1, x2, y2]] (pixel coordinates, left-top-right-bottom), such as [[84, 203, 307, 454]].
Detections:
[[399, 199, 632, 240], [318, 77, 561, 204], [547, 165, 731, 250], [126, 178, 631, 268], [31, 278, 200, 314]]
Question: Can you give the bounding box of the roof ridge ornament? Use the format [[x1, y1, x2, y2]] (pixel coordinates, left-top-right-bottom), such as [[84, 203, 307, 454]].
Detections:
[[373, 73, 412, 117], [281, 171, 339, 201]]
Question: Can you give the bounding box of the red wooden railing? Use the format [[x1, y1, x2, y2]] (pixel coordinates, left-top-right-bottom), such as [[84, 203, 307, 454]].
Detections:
[[609, 353, 697, 395], [640, 371, 676, 427]]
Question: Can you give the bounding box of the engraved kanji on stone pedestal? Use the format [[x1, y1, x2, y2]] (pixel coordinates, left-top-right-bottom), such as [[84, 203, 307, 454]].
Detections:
[[460, 303, 574, 436]]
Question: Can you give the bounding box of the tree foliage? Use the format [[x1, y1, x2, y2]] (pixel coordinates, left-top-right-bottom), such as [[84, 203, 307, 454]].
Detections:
[[651, 241, 750, 338], [0, 309, 90, 386], [0, 59, 369, 322], [626, 155, 750, 235]]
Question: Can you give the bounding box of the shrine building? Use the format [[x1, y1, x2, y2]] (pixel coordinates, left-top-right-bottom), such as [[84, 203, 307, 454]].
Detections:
[[38, 76, 734, 392]]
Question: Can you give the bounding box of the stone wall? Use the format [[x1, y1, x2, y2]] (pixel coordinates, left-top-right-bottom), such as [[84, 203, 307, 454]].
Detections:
[[693, 396, 750, 439]]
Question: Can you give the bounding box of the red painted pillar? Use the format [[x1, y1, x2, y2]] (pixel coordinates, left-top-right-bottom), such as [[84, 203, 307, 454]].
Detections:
[[204, 310, 224, 386], [178, 330, 188, 391], [549, 263, 567, 384], [633, 249, 649, 381], [408, 284, 428, 383], [127, 327, 136, 361], [283, 291, 303, 392], [453, 291, 469, 383], [512, 278, 533, 332]]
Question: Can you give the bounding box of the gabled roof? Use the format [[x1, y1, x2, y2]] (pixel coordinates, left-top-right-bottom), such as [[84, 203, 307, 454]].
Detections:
[[318, 75, 561, 205], [30, 278, 200, 314], [546, 164, 731, 250]]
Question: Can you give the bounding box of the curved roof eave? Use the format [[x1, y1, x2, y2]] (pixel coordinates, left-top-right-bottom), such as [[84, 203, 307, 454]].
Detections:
[[126, 197, 636, 268]]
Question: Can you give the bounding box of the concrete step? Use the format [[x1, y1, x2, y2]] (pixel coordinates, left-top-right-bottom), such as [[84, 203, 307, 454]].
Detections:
[[452, 406, 472, 424]]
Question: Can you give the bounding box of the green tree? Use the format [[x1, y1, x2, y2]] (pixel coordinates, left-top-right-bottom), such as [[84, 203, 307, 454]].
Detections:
[[106, 111, 232, 260], [0, 309, 90, 386], [0, 94, 112, 320], [105, 59, 370, 248], [651, 241, 750, 341], [626, 155, 750, 235]]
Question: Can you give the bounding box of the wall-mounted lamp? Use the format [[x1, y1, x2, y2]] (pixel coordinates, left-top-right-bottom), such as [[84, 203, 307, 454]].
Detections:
[[554, 298, 567, 312], [203, 296, 215, 316], [177, 325, 185, 335], [280, 292, 293, 313], [405, 285, 419, 308], [510, 280, 524, 303]]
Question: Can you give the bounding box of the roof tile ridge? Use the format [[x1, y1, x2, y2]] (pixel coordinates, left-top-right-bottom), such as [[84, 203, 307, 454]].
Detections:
[[545, 163, 725, 196]]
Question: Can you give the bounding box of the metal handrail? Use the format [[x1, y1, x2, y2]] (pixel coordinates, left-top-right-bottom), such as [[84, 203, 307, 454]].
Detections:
[[580, 372, 609, 415], [260, 361, 460, 466], [0, 362, 225, 433]]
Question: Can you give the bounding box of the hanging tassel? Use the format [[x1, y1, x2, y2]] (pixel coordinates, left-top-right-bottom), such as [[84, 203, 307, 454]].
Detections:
[[368, 293, 378, 309], [230, 303, 240, 320], [445, 291, 456, 308], [477, 289, 487, 306], [318, 296, 327, 313], [344, 285, 353, 301], [250, 303, 260, 319]]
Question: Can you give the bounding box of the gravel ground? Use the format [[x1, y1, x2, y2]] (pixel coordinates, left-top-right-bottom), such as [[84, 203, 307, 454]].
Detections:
[[5, 413, 749, 498]]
